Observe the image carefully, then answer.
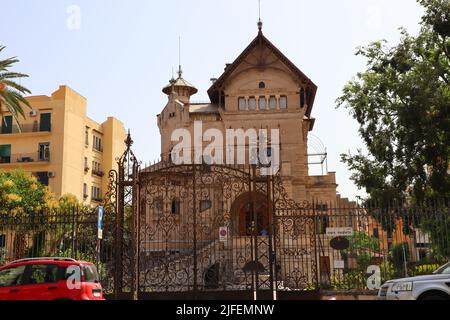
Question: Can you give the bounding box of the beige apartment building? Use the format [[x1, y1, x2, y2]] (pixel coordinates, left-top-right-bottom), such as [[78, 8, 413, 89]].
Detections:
[[0, 85, 126, 206]]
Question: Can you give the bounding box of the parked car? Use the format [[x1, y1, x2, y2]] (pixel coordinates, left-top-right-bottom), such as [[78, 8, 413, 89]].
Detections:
[[0, 257, 105, 300], [378, 262, 450, 300]]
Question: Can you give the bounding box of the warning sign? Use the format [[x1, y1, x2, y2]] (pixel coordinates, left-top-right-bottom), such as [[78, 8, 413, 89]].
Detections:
[[219, 227, 229, 242]]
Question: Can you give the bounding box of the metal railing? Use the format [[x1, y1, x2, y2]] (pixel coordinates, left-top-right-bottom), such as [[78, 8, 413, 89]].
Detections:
[[0, 202, 448, 295], [0, 123, 52, 134], [0, 153, 50, 164]]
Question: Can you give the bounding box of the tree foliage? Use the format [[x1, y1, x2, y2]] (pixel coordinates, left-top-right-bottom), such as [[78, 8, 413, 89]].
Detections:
[[0, 170, 58, 214], [341, 231, 381, 272], [337, 0, 450, 204], [0, 46, 32, 126]]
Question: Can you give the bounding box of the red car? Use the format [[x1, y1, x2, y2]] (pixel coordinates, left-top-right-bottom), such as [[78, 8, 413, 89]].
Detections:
[[0, 257, 105, 300]]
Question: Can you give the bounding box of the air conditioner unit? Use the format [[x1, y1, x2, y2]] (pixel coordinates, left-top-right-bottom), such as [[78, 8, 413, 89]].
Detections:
[[48, 172, 56, 178], [30, 110, 38, 117]]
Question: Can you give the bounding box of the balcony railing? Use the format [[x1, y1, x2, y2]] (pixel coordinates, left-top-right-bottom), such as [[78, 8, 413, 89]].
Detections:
[[0, 153, 50, 164], [92, 169, 105, 177], [0, 123, 52, 134]]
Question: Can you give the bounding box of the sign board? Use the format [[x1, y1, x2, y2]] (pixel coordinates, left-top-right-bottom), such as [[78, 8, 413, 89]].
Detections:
[[334, 260, 345, 269], [98, 206, 104, 240], [219, 227, 229, 242], [326, 227, 353, 237], [330, 237, 350, 250]]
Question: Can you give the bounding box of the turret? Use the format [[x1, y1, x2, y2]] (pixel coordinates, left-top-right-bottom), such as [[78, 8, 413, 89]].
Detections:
[[162, 66, 198, 104]]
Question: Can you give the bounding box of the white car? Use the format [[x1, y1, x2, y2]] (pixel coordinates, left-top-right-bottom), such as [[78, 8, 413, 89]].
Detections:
[[378, 262, 450, 300]]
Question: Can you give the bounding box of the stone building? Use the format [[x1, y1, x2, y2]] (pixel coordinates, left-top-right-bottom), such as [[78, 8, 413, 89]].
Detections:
[[157, 24, 344, 205], [136, 24, 360, 293]]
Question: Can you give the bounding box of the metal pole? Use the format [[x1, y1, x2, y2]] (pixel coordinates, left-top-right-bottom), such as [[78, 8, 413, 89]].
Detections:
[[403, 245, 408, 278], [193, 164, 198, 298], [250, 164, 259, 300], [266, 174, 275, 300]]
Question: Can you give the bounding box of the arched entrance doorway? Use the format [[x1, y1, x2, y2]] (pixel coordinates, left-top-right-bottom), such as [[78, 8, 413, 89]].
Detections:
[[232, 192, 270, 236], [239, 202, 269, 236]]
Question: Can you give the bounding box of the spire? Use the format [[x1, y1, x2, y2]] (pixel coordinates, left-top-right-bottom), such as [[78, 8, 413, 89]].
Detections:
[[178, 36, 183, 79], [257, 0, 263, 32], [162, 36, 198, 101]]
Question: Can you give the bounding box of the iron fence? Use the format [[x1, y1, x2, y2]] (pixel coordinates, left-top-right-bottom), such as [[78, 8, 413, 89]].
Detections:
[[0, 202, 448, 297], [0, 208, 116, 294]]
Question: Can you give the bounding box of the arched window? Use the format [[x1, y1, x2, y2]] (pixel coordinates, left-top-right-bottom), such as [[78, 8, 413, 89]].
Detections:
[[258, 96, 267, 110], [248, 97, 256, 111], [155, 197, 164, 217], [269, 96, 277, 110], [259, 81, 266, 89], [300, 88, 306, 108], [171, 199, 181, 215], [238, 97, 246, 111], [279, 96, 288, 109]]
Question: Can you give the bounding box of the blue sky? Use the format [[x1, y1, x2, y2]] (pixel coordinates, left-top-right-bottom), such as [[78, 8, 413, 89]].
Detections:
[[0, 0, 425, 200]]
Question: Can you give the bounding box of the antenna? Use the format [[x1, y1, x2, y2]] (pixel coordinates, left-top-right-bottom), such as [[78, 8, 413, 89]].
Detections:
[[178, 36, 182, 78], [257, 0, 263, 31], [258, 0, 261, 21]]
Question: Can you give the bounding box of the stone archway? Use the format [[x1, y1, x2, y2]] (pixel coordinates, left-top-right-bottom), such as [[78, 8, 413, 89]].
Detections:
[[231, 192, 270, 237]]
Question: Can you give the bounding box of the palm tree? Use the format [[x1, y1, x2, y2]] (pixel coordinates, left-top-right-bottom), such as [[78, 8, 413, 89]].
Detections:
[[0, 45, 32, 128]]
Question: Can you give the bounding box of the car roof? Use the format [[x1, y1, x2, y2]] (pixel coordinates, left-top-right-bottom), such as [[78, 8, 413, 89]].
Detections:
[[1, 258, 94, 269]]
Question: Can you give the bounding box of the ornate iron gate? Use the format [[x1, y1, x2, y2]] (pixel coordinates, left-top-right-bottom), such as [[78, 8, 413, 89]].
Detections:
[[108, 134, 319, 300]]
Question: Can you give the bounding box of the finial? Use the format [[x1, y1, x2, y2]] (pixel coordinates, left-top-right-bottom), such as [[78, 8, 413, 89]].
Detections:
[[177, 65, 183, 79], [125, 130, 133, 148]]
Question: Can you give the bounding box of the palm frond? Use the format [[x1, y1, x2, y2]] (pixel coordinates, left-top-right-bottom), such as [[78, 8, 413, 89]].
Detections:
[[0, 58, 20, 71], [0, 72, 30, 80], [8, 90, 31, 110], [0, 45, 32, 127], [1, 80, 32, 95]]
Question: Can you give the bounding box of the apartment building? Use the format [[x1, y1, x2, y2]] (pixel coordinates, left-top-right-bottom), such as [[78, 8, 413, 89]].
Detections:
[[0, 85, 126, 206]]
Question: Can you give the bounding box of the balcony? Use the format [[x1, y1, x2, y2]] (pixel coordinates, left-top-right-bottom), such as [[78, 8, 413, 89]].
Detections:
[[92, 169, 105, 177], [0, 123, 52, 135], [0, 153, 51, 165]]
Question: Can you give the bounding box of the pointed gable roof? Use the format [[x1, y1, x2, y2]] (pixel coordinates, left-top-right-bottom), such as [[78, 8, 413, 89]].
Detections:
[[207, 30, 318, 117]]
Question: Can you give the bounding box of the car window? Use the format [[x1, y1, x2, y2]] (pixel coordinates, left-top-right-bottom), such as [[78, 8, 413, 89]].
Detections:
[[439, 265, 450, 275], [63, 265, 81, 280], [434, 263, 450, 275], [27, 264, 59, 285], [0, 265, 26, 287], [83, 265, 99, 283]]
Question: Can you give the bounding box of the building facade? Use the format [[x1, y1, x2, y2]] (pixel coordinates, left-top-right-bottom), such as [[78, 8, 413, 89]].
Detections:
[[0, 85, 126, 206], [134, 25, 362, 292], [157, 26, 347, 205]]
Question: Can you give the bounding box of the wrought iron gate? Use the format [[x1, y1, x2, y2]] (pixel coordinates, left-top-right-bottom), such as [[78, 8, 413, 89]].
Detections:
[[108, 134, 319, 300]]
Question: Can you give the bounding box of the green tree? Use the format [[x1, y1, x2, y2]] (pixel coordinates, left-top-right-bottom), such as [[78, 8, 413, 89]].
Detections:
[[389, 243, 410, 278], [0, 46, 32, 127], [337, 0, 450, 204], [341, 231, 381, 272], [0, 169, 57, 214]]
